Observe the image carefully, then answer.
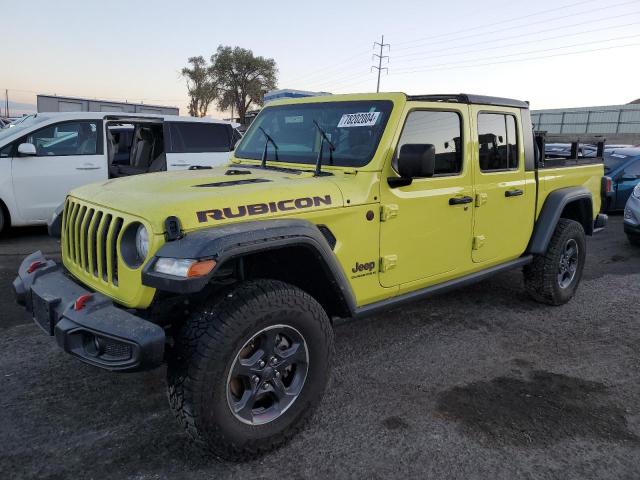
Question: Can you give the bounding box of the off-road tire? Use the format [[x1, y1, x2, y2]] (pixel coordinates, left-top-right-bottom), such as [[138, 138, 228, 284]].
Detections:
[[167, 279, 333, 461], [628, 234, 640, 246], [523, 219, 586, 305]]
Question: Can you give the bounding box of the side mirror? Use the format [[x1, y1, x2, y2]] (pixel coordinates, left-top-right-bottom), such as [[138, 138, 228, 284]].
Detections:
[[18, 143, 37, 156], [397, 143, 435, 179]]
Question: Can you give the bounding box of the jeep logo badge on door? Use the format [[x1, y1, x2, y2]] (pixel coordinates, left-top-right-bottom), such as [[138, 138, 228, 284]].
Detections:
[[351, 260, 376, 278]]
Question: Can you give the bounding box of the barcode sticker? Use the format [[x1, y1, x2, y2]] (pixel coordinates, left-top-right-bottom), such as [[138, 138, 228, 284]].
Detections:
[[337, 112, 380, 128]]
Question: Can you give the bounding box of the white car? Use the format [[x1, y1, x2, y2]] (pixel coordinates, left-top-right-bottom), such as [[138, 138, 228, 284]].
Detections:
[[0, 112, 241, 232]]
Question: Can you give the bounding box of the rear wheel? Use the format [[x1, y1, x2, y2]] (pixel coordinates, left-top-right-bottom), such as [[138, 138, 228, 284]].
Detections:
[[167, 279, 333, 461], [524, 219, 586, 305]]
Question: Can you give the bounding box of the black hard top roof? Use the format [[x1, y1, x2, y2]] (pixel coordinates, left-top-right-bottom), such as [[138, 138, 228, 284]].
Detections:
[[406, 94, 529, 109]]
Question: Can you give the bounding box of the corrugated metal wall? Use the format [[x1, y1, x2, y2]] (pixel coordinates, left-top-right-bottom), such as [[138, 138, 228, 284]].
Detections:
[[532, 104, 640, 134]]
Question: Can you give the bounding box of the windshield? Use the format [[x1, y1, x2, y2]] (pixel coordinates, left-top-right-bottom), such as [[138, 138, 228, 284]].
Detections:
[[0, 115, 46, 142], [235, 100, 393, 168]]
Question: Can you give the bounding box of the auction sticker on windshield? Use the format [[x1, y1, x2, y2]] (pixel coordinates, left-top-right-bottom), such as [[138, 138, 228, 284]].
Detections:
[[337, 112, 381, 128]]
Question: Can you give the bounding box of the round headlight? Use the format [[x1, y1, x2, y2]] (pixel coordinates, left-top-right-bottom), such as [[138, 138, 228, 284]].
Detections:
[[135, 224, 149, 260], [633, 184, 640, 199]]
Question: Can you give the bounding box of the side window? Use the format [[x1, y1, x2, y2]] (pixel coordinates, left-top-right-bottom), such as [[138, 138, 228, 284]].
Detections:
[[395, 110, 463, 176], [26, 121, 101, 157], [478, 113, 518, 171], [167, 122, 232, 153], [623, 160, 640, 178]]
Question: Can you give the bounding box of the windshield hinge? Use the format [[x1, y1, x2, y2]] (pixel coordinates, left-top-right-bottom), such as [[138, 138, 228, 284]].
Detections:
[[380, 204, 399, 222]]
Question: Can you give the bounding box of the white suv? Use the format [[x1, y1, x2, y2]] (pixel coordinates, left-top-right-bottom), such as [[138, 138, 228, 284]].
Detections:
[[0, 112, 241, 232]]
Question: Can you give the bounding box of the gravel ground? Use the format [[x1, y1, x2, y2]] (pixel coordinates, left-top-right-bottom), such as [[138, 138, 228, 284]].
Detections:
[[0, 217, 639, 480]]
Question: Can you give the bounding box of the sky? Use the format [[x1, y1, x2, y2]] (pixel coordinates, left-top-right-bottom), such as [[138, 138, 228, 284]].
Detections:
[[2, 0, 640, 117]]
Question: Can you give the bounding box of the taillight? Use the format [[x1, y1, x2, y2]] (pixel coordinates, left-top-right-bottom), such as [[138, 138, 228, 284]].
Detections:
[[603, 176, 612, 193]]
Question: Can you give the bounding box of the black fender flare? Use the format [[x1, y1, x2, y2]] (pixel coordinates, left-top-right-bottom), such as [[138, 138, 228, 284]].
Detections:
[[142, 219, 356, 315], [527, 186, 593, 255]]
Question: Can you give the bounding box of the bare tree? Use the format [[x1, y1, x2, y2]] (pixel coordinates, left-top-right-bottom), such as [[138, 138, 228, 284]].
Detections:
[[211, 46, 277, 124], [181, 56, 218, 117]]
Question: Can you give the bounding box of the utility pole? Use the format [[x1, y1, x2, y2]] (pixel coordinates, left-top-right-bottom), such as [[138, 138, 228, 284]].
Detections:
[[4, 89, 9, 117], [372, 35, 390, 93]]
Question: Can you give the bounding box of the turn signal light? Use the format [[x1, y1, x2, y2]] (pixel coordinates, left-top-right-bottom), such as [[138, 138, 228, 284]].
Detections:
[[187, 260, 217, 278]]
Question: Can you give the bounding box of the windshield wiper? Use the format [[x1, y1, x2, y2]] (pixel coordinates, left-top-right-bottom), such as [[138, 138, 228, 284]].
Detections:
[[259, 127, 279, 168], [312, 120, 335, 176]]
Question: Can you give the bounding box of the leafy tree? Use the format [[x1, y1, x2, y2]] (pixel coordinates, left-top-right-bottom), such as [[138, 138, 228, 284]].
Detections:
[[211, 46, 277, 124], [181, 56, 218, 117]]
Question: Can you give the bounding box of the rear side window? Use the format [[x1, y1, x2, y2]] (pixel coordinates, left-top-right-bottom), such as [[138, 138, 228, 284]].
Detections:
[[395, 110, 463, 176], [167, 122, 233, 153], [478, 113, 518, 171]]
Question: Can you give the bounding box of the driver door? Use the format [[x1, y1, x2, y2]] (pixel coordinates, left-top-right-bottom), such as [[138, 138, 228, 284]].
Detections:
[[379, 105, 474, 291], [11, 120, 107, 222]]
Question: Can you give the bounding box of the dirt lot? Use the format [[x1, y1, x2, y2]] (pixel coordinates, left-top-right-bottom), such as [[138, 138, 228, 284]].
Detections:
[[1, 217, 639, 480]]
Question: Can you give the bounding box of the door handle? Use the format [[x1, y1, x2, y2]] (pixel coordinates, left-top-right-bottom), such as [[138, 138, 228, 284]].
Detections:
[[505, 189, 524, 197], [449, 196, 473, 205], [170, 163, 189, 167], [76, 164, 100, 170]]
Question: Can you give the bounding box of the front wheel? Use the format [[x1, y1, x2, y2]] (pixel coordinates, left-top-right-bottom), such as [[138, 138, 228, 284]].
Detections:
[[524, 219, 586, 305], [167, 279, 333, 461]]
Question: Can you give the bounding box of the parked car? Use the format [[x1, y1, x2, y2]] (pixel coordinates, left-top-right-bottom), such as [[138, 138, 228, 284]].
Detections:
[[13, 92, 607, 460], [624, 184, 640, 245], [0, 112, 241, 232], [601, 148, 640, 212]]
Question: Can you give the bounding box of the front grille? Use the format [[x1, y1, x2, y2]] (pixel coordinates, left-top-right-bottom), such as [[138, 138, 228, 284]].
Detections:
[[63, 199, 125, 287]]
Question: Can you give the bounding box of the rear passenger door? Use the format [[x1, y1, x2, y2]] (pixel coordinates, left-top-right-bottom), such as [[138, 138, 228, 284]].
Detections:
[[165, 122, 234, 170], [470, 107, 535, 263]]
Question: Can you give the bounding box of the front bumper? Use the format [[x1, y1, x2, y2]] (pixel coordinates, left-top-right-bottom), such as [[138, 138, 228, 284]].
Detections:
[[13, 251, 165, 372]]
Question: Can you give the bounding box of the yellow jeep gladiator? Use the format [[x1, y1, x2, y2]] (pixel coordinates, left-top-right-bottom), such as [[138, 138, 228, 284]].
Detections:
[[13, 92, 607, 460]]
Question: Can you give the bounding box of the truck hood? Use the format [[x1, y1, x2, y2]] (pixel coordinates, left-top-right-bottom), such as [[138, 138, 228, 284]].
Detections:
[[69, 166, 345, 233]]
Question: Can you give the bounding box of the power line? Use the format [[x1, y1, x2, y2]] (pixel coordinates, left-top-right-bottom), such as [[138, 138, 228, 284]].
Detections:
[[390, 20, 640, 65], [393, 0, 638, 53], [283, 49, 371, 86], [392, 0, 600, 47], [389, 41, 640, 76], [393, 8, 640, 60], [392, 33, 640, 74], [372, 35, 390, 93]]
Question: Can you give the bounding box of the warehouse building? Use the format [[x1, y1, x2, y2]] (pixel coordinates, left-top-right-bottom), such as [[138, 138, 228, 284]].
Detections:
[[532, 100, 640, 144], [37, 94, 179, 115]]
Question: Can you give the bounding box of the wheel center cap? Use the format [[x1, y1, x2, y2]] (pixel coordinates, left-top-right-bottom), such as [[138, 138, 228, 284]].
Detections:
[[262, 366, 275, 380]]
